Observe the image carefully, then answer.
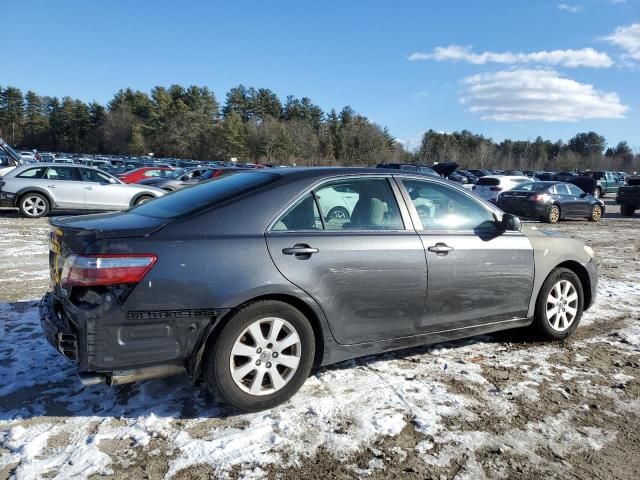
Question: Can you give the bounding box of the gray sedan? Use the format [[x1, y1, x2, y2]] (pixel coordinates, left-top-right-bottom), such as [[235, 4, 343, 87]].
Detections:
[[40, 168, 597, 411], [0, 163, 165, 217]]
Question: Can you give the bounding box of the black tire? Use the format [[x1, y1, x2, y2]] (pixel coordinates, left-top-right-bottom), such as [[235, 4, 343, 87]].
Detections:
[[18, 192, 50, 218], [588, 205, 603, 222], [532, 267, 584, 340], [203, 300, 315, 412], [620, 204, 635, 217], [546, 205, 560, 223], [134, 195, 153, 206], [326, 206, 350, 222]]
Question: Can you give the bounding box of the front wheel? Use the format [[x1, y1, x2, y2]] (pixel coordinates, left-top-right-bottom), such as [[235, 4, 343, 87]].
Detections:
[[19, 193, 50, 218], [588, 205, 603, 222], [532, 268, 584, 340], [203, 301, 315, 412]]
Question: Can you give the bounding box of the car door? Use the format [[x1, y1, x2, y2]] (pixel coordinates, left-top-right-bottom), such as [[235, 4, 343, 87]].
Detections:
[[605, 172, 619, 193], [398, 177, 534, 331], [566, 184, 589, 215], [43, 166, 85, 208], [79, 168, 126, 209], [265, 176, 428, 345]]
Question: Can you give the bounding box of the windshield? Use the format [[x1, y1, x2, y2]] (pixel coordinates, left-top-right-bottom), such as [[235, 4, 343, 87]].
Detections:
[[129, 171, 279, 218]]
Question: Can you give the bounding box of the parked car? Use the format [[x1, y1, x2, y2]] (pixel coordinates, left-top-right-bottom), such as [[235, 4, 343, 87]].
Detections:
[[616, 176, 640, 217], [590, 171, 623, 198], [553, 171, 578, 182], [472, 175, 531, 203], [0, 138, 21, 176], [457, 170, 479, 184], [376, 163, 439, 177], [19, 151, 38, 163], [448, 171, 468, 184], [40, 168, 597, 411], [0, 164, 165, 217], [118, 167, 174, 184], [467, 169, 492, 178], [138, 167, 237, 191], [497, 181, 604, 223]]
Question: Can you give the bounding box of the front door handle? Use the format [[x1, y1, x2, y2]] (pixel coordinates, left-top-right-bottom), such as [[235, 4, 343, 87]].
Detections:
[[47, 185, 56, 188], [85, 186, 93, 190], [428, 243, 454, 254], [282, 244, 319, 256]]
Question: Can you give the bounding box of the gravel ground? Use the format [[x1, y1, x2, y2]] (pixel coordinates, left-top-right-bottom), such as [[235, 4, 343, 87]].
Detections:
[[0, 199, 639, 479]]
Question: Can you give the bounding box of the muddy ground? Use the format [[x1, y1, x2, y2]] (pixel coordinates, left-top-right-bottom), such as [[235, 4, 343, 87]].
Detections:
[[1, 199, 639, 479]]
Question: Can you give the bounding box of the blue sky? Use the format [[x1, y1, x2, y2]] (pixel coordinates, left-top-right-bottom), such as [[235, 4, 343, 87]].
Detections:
[[4, 0, 639, 150]]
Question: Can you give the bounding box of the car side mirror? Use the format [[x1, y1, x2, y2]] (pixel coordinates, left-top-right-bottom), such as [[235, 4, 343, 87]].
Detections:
[[580, 192, 588, 198], [500, 213, 522, 231]]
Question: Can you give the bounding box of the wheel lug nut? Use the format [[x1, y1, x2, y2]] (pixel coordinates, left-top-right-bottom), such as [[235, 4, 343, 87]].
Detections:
[[256, 348, 262, 353], [256, 360, 261, 366], [266, 362, 272, 368], [272, 352, 278, 358]]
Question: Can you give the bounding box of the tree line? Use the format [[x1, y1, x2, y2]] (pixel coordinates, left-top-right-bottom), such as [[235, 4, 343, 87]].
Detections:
[[0, 84, 637, 171], [418, 130, 638, 172], [0, 84, 401, 166]]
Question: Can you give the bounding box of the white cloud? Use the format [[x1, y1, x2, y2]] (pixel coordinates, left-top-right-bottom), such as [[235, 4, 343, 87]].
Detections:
[[603, 23, 640, 60], [557, 3, 583, 13], [460, 69, 628, 122], [408, 45, 613, 68]]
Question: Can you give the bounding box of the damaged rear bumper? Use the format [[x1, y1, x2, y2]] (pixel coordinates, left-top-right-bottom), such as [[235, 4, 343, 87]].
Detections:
[[39, 291, 229, 385]]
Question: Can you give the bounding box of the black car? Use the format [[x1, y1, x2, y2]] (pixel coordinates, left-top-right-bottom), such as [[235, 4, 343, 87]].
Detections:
[[553, 171, 578, 182], [40, 168, 598, 411], [467, 169, 491, 178], [376, 163, 439, 177], [497, 181, 604, 223]]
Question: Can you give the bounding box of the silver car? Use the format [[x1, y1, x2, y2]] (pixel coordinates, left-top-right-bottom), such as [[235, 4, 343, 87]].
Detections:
[[0, 163, 165, 218]]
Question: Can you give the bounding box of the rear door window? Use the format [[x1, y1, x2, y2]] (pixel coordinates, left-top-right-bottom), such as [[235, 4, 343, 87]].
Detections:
[[553, 184, 571, 195], [44, 167, 82, 181]]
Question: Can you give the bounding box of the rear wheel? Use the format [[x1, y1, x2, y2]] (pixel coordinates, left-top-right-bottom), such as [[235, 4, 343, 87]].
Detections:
[[532, 268, 584, 340], [620, 204, 635, 217], [203, 301, 315, 412], [134, 195, 153, 205], [588, 205, 603, 222], [19, 193, 50, 218], [326, 206, 350, 222], [546, 205, 560, 223]]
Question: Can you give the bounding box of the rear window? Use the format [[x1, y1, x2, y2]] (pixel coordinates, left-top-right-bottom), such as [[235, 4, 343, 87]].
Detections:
[[476, 177, 500, 186], [513, 182, 549, 192], [129, 171, 279, 218]]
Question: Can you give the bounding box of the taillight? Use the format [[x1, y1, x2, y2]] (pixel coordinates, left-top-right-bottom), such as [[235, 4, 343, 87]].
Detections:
[[490, 187, 503, 191], [530, 194, 550, 202], [62, 254, 157, 287]]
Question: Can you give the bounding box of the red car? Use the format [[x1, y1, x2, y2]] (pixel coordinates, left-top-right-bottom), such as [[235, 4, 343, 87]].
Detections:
[[118, 167, 173, 184]]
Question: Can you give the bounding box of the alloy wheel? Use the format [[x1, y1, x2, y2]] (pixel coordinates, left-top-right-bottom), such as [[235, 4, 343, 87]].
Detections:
[[592, 206, 602, 221], [549, 206, 560, 223], [546, 280, 578, 332], [229, 317, 302, 396], [23, 196, 47, 217]]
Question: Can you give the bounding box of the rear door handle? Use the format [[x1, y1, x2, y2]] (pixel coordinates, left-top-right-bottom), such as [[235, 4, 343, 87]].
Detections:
[[85, 186, 93, 190], [428, 243, 454, 254], [47, 185, 56, 188], [282, 244, 319, 255]]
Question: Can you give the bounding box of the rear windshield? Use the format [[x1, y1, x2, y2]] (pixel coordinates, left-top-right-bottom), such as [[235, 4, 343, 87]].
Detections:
[[476, 177, 500, 186], [513, 182, 549, 192], [129, 171, 279, 218]]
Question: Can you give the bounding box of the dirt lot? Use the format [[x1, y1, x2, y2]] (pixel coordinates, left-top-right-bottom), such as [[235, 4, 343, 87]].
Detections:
[[1, 200, 639, 479]]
